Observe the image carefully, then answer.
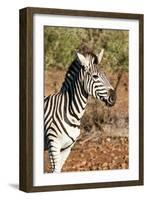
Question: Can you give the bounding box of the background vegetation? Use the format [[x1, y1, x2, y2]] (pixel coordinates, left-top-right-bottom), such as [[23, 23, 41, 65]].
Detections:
[[44, 26, 129, 172], [44, 26, 128, 71]]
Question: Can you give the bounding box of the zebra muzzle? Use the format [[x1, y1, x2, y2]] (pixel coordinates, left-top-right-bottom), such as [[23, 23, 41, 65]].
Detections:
[[107, 89, 116, 106]]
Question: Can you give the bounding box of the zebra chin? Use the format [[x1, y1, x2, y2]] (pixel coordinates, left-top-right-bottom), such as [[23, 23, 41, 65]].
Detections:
[[105, 100, 115, 107]]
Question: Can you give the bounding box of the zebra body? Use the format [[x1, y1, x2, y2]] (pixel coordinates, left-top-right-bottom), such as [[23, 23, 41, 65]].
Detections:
[[44, 49, 116, 172]]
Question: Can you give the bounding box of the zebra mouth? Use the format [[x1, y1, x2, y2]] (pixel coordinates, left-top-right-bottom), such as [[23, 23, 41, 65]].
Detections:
[[99, 96, 108, 105], [99, 96, 115, 107], [105, 95, 116, 107]]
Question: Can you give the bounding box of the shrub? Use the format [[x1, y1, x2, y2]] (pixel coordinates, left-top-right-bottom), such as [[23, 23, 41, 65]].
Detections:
[[44, 27, 128, 71]]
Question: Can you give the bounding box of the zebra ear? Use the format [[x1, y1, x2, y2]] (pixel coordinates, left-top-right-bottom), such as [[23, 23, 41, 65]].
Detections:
[[76, 52, 88, 68], [97, 49, 104, 64]]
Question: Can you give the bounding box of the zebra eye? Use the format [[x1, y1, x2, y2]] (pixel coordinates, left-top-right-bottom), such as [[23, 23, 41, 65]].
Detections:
[[92, 75, 98, 79]]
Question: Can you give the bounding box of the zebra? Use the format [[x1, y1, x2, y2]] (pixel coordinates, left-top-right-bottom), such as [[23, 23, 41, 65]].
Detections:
[[44, 49, 116, 173]]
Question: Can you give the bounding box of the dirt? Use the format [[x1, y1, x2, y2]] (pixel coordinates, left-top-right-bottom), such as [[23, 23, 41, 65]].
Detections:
[[44, 69, 128, 172], [44, 135, 128, 172]]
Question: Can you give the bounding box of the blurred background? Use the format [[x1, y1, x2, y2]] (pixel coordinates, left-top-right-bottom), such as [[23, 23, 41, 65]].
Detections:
[[44, 26, 128, 71], [44, 26, 129, 172]]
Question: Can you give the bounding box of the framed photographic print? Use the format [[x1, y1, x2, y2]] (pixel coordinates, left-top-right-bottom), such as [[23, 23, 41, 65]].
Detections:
[[19, 7, 144, 192]]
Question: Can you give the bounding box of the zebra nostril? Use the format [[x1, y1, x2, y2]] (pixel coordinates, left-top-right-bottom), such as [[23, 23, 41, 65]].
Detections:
[[109, 89, 115, 96], [110, 96, 115, 102], [109, 89, 116, 103]]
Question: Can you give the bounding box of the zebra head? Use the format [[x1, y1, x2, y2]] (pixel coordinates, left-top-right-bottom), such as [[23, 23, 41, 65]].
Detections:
[[76, 49, 116, 107]]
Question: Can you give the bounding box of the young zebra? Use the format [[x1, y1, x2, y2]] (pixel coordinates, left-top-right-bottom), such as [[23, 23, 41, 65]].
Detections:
[[44, 49, 116, 172]]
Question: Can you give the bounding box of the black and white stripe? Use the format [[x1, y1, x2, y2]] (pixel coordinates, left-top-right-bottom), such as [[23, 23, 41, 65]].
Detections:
[[44, 49, 116, 172]]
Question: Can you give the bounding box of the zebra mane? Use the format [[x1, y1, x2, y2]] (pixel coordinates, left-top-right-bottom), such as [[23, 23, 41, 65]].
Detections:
[[60, 51, 98, 93], [60, 58, 83, 92]]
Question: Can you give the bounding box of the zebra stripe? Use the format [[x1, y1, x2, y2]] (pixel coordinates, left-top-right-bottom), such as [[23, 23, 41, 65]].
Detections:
[[44, 50, 116, 172]]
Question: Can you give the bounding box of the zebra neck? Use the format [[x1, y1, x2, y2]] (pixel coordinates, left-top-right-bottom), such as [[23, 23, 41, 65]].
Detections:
[[60, 60, 88, 121], [66, 74, 88, 121]]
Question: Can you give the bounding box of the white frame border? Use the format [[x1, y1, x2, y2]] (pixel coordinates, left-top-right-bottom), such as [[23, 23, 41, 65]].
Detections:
[[33, 14, 139, 187]]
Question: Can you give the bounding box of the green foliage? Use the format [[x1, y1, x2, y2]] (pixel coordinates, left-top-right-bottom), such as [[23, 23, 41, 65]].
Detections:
[[44, 26, 128, 71]]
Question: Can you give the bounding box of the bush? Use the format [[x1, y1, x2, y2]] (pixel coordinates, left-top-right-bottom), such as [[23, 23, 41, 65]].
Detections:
[[44, 27, 128, 71]]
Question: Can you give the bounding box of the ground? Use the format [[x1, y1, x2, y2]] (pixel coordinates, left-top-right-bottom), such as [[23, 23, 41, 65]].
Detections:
[[44, 69, 128, 172]]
